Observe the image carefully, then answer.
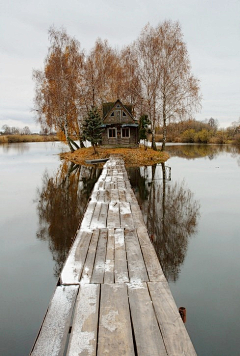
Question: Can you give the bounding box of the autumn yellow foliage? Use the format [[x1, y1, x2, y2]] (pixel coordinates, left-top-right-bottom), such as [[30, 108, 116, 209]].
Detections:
[[61, 147, 169, 167]]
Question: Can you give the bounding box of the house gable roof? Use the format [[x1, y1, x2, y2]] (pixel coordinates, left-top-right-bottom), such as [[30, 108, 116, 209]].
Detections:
[[102, 99, 135, 123]]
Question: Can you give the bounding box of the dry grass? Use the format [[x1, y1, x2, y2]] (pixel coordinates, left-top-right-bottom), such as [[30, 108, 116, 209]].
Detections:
[[0, 136, 8, 144], [61, 146, 169, 167], [0, 135, 59, 143]]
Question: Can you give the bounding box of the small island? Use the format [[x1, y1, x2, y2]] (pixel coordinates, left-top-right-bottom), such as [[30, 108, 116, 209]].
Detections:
[[61, 146, 169, 167]]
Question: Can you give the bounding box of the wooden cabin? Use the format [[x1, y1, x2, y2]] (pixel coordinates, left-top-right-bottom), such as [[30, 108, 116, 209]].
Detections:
[[101, 100, 139, 147]]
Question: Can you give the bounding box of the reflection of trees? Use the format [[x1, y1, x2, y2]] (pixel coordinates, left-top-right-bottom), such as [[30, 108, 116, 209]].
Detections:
[[128, 167, 151, 205], [129, 163, 200, 282], [230, 145, 240, 167], [2, 143, 29, 154], [166, 144, 240, 167], [166, 144, 230, 160], [36, 161, 101, 277]]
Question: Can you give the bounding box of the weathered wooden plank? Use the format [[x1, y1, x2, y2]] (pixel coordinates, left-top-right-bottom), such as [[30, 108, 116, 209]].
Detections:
[[31, 286, 79, 356], [125, 228, 149, 282], [94, 183, 103, 191], [118, 189, 126, 202], [104, 228, 115, 284], [90, 190, 99, 202], [89, 201, 101, 229], [97, 190, 106, 202], [136, 225, 166, 282], [80, 201, 96, 229], [125, 180, 132, 189], [148, 281, 197, 356], [104, 181, 111, 190], [61, 230, 92, 284], [67, 284, 100, 356], [91, 229, 108, 283], [90, 202, 108, 229], [107, 202, 120, 229], [120, 201, 134, 228], [104, 189, 111, 203], [125, 189, 134, 203], [117, 180, 126, 190], [101, 168, 107, 179], [80, 229, 99, 284], [98, 202, 108, 227], [114, 228, 129, 283], [128, 282, 167, 356], [105, 175, 112, 183], [110, 189, 119, 202], [98, 284, 135, 356], [130, 202, 145, 226]]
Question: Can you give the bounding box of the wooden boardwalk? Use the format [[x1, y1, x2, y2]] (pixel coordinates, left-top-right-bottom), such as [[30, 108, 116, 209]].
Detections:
[[31, 156, 197, 356]]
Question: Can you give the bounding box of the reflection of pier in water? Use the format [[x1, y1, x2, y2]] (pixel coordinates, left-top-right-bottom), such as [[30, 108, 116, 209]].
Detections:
[[31, 157, 197, 355]]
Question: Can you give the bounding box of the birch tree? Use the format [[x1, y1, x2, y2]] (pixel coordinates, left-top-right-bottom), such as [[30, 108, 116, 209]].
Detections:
[[83, 39, 123, 108], [156, 21, 201, 151], [33, 27, 85, 151], [133, 25, 162, 150], [134, 21, 201, 150]]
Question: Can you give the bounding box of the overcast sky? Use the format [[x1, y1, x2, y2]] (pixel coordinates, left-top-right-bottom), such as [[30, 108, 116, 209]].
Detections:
[[1, 0, 239, 132]]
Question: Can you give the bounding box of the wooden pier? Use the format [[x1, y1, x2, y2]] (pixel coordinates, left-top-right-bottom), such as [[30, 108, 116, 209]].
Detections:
[[31, 156, 196, 356]]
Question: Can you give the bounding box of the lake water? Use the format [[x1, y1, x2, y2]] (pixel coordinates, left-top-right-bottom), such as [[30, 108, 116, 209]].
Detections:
[[0, 142, 239, 356]]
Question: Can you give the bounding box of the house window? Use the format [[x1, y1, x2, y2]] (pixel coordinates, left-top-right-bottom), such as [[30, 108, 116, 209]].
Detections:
[[110, 112, 114, 116], [122, 111, 127, 117], [122, 128, 130, 138], [108, 128, 116, 138]]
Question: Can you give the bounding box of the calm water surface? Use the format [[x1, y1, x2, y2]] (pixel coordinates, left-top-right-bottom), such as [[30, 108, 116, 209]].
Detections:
[[0, 142, 239, 356]]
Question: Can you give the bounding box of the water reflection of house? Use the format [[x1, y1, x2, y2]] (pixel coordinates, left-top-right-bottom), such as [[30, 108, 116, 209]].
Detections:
[[101, 99, 139, 147]]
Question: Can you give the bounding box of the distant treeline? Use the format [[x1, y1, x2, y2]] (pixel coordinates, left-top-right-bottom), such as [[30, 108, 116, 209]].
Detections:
[[1, 119, 240, 146], [0, 124, 58, 143], [154, 118, 240, 146]]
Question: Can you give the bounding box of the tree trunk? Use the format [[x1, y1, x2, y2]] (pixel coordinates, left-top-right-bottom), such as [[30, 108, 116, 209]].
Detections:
[[151, 100, 157, 151], [69, 138, 80, 150], [64, 120, 75, 152], [151, 129, 157, 151], [92, 143, 97, 154], [161, 118, 167, 151], [161, 98, 167, 151], [144, 139, 148, 150], [80, 139, 85, 148]]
